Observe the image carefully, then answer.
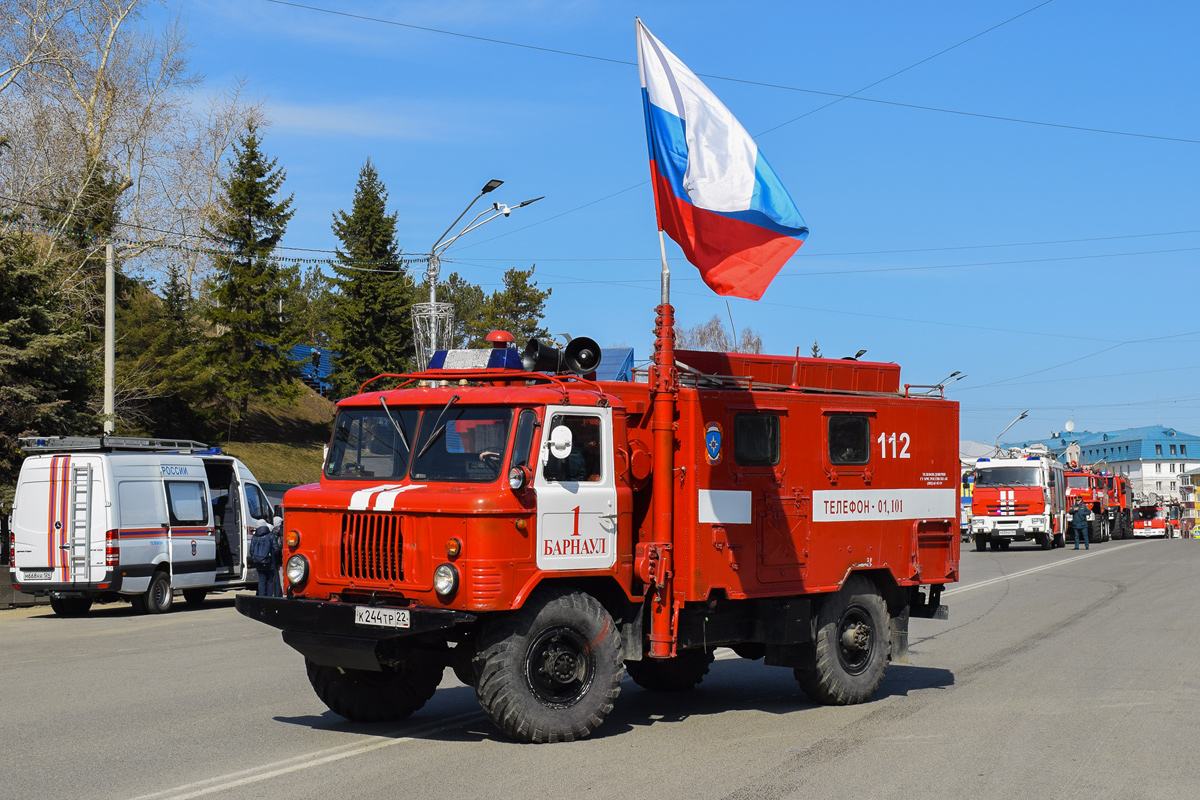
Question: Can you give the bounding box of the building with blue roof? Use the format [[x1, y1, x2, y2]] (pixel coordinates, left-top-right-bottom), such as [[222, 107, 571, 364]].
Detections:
[[1001, 425, 1200, 502]]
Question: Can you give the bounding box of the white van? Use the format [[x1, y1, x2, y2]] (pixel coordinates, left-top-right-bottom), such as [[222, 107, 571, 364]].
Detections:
[[7, 436, 279, 616]]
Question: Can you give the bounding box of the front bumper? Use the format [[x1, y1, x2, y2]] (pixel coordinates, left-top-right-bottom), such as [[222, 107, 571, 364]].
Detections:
[[235, 595, 477, 671]]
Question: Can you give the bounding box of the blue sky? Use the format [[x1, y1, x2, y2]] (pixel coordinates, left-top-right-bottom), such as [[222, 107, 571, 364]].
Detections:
[[169, 0, 1200, 444]]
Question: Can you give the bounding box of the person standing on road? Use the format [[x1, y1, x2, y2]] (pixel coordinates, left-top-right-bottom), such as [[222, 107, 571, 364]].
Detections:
[[1070, 498, 1090, 550], [251, 524, 280, 596]]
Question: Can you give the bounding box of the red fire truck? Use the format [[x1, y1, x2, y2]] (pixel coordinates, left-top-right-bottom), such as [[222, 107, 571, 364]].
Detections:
[[237, 309, 960, 743], [1132, 503, 1169, 537], [1064, 469, 1111, 543], [969, 451, 1067, 550], [1101, 472, 1133, 539]]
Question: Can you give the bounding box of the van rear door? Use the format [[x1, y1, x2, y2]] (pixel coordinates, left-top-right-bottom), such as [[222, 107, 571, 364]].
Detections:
[[11, 454, 102, 586]]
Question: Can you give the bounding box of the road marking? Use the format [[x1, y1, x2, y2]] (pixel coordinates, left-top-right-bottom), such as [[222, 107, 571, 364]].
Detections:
[[127, 711, 480, 800], [946, 541, 1143, 596]]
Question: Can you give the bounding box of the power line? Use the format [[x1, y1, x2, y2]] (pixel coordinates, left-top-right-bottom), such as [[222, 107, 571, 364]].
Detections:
[[754, 0, 1057, 137], [262, 0, 1200, 146]]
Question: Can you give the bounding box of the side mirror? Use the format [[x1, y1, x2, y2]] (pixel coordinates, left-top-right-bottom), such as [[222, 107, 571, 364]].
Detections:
[[549, 425, 573, 459]]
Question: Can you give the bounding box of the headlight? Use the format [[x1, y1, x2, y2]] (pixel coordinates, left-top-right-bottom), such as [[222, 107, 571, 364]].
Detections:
[[285, 554, 308, 586], [433, 563, 459, 597], [508, 465, 530, 491]]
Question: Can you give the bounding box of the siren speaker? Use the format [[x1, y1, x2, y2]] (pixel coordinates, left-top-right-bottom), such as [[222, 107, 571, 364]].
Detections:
[[522, 339, 563, 373], [564, 337, 602, 374]]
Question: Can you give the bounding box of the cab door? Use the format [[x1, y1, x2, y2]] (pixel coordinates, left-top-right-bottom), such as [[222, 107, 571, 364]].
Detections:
[[534, 406, 618, 571]]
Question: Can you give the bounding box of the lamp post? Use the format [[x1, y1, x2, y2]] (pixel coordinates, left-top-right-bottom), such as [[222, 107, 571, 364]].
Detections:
[[994, 409, 1029, 453], [411, 182, 544, 367]]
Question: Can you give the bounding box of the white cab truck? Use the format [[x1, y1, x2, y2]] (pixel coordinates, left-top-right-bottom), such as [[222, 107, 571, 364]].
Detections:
[[7, 436, 278, 616], [969, 452, 1068, 551]]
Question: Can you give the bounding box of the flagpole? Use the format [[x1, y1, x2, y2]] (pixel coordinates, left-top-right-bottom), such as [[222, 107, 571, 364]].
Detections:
[[658, 228, 670, 305]]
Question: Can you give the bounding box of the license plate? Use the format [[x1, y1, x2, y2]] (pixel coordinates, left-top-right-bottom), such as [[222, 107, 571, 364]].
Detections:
[[23, 571, 53, 581], [354, 606, 410, 629]]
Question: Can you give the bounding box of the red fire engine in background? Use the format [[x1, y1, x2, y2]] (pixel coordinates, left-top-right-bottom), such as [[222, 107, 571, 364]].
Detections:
[[1100, 472, 1133, 539], [1064, 468, 1111, 543], [968, 450, 1066, 550], [237, 307, 960, 743]]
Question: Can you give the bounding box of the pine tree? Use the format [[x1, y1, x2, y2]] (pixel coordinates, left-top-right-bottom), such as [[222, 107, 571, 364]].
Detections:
[[0, 231, 95, 499], [479, 266, 552, 346], [810, 341, 822, 358], [204, 123, 301, 438], [328, 160, 414, 398]]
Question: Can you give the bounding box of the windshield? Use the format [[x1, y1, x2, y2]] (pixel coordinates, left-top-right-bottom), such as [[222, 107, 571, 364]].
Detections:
[[974, 467, 1040, 487], [410, 407, 513, 483], [326, 407, 421, 480], [1135, 507, 1163, 520], [1066, 476, 1091, 489]]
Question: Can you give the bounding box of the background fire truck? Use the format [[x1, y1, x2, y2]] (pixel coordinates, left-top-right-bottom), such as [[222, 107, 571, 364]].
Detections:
[[969, 450, 1066, 550], [1064, 468, 1111, 543], [237, 323, 960, 743], [1101, 472, 1133, 539]]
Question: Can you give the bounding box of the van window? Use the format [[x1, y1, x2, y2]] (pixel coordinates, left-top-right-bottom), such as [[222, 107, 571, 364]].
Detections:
[[118, 481, 166, 528], [165, 481, 208, 526], [828, 415, 870, 465], [734, 413, 780, 467], [245, 484, 271, 521]]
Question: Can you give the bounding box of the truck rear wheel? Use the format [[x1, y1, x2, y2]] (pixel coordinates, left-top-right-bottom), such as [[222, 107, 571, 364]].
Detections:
[[475, 588, 624, 743], [626, 648, 714, 691], [305, 654, 444, 723], [795, 575, 889, 705], [49, 596, 92, 617]]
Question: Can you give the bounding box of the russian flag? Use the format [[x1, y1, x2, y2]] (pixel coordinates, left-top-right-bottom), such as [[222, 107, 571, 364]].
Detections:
[[636, 18, 808, 301]]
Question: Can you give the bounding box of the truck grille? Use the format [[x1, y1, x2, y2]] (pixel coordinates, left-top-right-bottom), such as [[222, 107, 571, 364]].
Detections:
[[982, 503, 1034, 516], [340, 513, 403, 582]]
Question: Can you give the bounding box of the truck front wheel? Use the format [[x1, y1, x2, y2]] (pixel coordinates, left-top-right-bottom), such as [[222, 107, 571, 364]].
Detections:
[[475, 589, 624, 743], [795, 575, 889, 705], [305, 654, 444, 723], [625, 648, 714, 691]]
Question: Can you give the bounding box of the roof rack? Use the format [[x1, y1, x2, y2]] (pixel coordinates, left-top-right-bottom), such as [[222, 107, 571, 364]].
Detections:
[[19, 436, 216, 454]]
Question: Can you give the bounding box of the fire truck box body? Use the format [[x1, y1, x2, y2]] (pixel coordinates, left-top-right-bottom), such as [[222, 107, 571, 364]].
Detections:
[[238, 345, 959, 742], [970, 454, 1067, 550]]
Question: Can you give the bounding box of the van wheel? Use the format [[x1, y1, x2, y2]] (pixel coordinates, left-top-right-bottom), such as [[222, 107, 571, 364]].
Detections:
[[306, 655, 444, 722], [626, 648, 714, 691], [475, 589, 624, 743], [49, 596, 93, 617], [182, 589, 208, 607], [795, 575, 889, 705], [141, 571, 173, 614]]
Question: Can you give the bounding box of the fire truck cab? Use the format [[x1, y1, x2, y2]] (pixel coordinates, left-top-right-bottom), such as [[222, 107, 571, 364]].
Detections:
[[970, 452, 1066, 551], [237, 326, 959, 743]]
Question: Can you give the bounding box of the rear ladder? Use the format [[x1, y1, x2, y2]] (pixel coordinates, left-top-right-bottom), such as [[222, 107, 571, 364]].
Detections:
[[68, 464, 92, 583]]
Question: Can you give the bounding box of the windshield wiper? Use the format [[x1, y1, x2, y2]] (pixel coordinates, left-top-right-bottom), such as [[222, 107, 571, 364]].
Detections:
[[379, 397, 410, 452], [416, 395, 460, 459]]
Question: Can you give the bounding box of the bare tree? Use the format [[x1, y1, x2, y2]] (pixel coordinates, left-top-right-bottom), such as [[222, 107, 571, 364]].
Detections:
[[0, 0, 262, 292], [676, 314, 764, 354]]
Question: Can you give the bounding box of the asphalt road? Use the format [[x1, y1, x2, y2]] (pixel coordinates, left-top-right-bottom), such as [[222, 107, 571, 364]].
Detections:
[[3, 536, 1198, 800]]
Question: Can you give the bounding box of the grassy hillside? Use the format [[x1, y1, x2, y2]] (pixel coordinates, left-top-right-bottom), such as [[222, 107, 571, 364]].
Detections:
[[221, 441, 325, 485], [218, 385, 335, 485]]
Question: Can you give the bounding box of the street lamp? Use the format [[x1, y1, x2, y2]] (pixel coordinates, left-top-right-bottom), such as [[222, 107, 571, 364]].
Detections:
[[411, 181, 544, 367], [994, 409, 1029, 452]]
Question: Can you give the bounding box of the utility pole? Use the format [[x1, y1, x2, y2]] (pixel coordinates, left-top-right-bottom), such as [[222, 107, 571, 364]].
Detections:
[[104, 242, 114, 434]]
